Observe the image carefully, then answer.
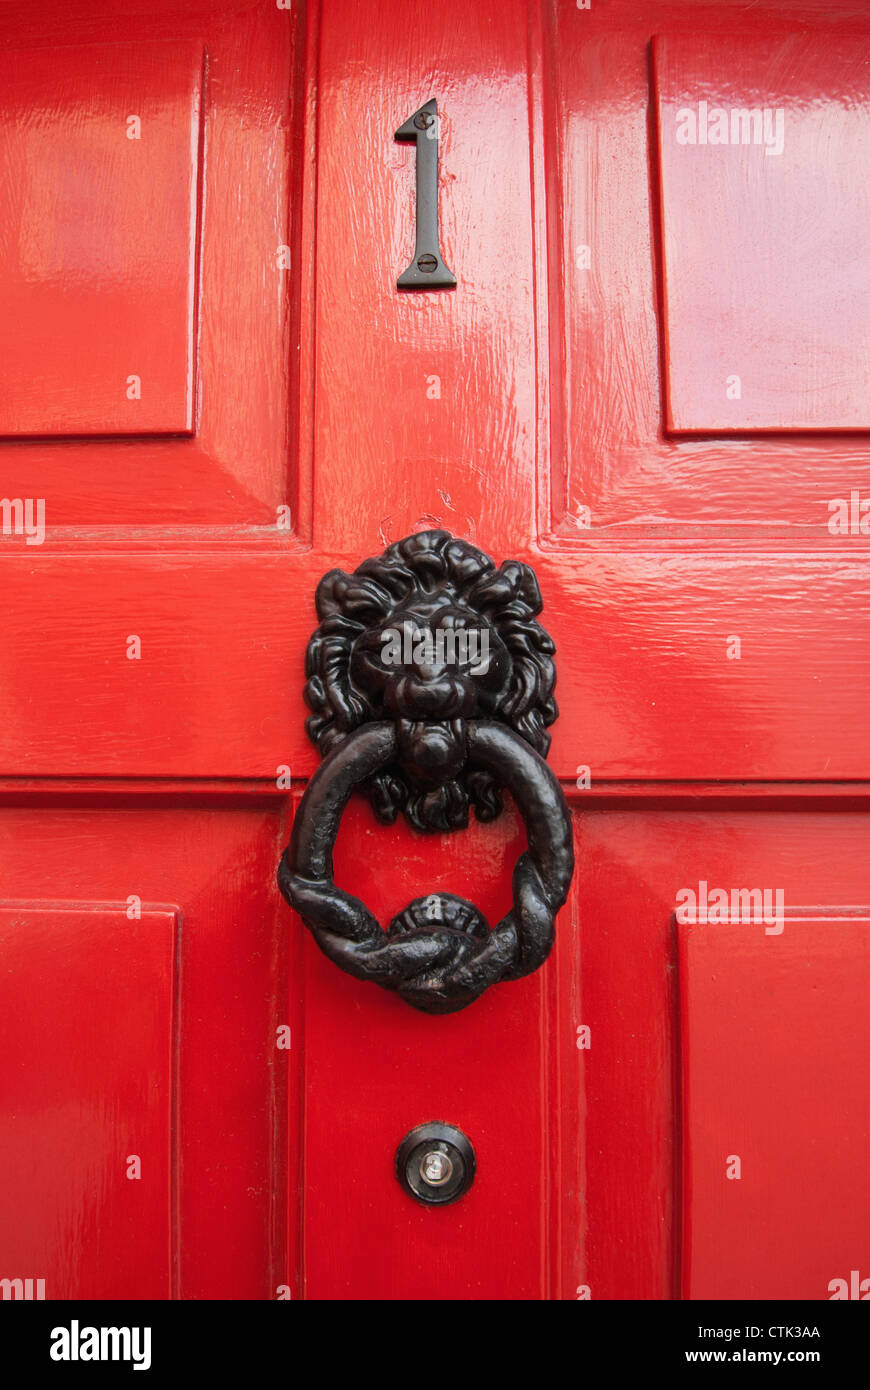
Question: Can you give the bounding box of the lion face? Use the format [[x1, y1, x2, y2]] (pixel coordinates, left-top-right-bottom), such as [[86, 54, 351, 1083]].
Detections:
[[304, 531, 557, 833], [350, 595, 512, 718]]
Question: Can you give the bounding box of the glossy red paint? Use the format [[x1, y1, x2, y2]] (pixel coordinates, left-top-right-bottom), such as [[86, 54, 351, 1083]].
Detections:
[[0, 903, 177, 1298], [0, 0, 867, 1302], [0, 40, 203, 436], [680, 900, 870, 1299], [654, 33, 870, 432], [0, 801, 291, 1300]]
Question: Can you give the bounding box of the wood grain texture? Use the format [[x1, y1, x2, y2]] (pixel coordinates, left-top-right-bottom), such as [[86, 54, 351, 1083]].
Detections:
[[0, 548, 867, 781]]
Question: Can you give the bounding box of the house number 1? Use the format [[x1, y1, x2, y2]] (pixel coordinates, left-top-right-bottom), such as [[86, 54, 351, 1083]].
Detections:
[[395, 98, 456, 290]]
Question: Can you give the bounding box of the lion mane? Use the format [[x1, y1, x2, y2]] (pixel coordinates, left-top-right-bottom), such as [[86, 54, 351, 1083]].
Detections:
[[302, 530, 558, 832]]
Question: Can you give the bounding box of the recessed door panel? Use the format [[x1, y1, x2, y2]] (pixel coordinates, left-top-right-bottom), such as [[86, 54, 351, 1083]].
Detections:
[[679, 907, 870, 1299], [0, 902, 178, 1299], [0, 41, 202, 437], [0, 1, 301, 524], [654, 34, 870, 432]]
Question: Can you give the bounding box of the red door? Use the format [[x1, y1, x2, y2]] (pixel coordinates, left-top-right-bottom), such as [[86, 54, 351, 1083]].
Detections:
[[1, 0, 869, 1303]]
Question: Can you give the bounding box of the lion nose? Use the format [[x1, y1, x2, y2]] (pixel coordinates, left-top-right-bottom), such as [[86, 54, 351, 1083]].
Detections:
[[387, 673, 454, 717], [411, 649, 447, 681], [385, 667, 471, 719]]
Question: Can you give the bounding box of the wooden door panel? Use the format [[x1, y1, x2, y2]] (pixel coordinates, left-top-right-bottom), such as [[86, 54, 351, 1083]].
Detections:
[[0, 0, 301, 525], [570, 801, 870, 1301], [546, 0, 870, 532], [300, 798, 576, 1300], [0, 801, 291, 1299], [0, 902, 178, 1299], [681, 906, 870, 1299], [2, 548, 868, 784], [654, 33, 870, 432], [0, 40, 203, 437], [311, 0, 538, 556], [0, 551, 310, 779], [542, 552, 870, 783]]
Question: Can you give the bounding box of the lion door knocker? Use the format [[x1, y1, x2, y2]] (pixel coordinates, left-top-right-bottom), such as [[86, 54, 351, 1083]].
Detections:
[[277, 530, 574, 1014]]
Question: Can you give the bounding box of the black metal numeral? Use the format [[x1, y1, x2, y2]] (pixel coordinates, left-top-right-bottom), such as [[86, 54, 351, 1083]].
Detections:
[[395, 99, 456, 290]]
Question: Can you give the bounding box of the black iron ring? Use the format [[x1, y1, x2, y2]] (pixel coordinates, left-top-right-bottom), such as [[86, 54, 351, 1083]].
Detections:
[[277, 720, 574, 1014]]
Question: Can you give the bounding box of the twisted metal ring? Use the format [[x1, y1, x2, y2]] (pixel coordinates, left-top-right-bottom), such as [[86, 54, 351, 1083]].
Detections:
[[278, 720, 574, 1014]]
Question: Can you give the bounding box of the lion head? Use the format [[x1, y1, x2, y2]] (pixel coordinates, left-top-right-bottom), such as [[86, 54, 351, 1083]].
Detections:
[[303, 530, 558, 832]]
